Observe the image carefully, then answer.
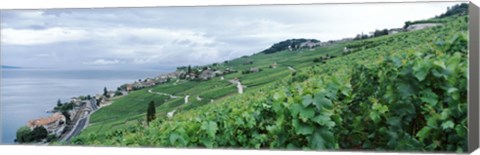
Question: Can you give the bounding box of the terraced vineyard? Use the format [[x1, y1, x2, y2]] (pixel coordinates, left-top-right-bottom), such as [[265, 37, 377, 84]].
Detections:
[[69, 13, 468, 152]]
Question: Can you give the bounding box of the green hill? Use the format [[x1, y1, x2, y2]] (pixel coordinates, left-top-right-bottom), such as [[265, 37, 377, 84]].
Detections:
[[69, 11, 468, 152]]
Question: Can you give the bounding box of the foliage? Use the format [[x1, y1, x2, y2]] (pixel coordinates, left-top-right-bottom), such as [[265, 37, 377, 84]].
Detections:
[[16, 126, 33, 143], [147, 101, 156, 125], [439, 3, 468, 18], [72, 13, 468, 153], [54, 101, 75, 114], [104, 87, 108, 97], [31, 126, 49, 142]]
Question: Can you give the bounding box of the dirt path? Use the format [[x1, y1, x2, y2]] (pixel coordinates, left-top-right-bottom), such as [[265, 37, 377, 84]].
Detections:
[[148, 89, 181, 99]]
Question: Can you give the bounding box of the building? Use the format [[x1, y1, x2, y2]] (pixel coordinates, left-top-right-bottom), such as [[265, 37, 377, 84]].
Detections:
[[388, 28, 403, 35], [199, 69, 216, 80], [249, 67, 260, 73], [270, 62, 278, 69], [27, 112, 66, 136], [406, 23, 442, 31], [299, 40, 322, 49]]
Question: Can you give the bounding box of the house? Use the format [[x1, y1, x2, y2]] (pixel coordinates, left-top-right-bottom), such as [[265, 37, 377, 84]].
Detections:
[[126, 84, 133, 91], [70, 97, 82, 106], [388, 28, 403, 35], [27, 112, 66, 136], [145, 79, 156, 87], [299, 40, 322, 49], [196, 96, 203, 101], [229, 78, 240, 85], [95, 94, 103, 100], [270, 63, 278, 69], [107, 90, 116, 98], [132, 81, 144, 90], [406, 23, 442, 31], [199, 69, 216, 80], [249, 67, 260, 73], [213, 70, 224, 76]]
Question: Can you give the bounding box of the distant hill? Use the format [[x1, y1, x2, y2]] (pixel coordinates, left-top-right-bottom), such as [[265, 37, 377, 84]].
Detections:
[[439, 3, 468, 18], [1, 65, 21, 69], [261, 38, 321, 54]]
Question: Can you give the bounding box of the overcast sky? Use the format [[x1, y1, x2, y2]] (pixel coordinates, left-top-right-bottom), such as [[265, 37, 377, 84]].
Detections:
[[0, 2, 462, 70]]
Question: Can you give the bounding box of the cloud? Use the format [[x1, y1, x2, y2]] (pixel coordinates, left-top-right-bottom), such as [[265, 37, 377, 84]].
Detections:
[[0, 2, 462, 70], [85, 59, 124, 65], [1, 27, 88, 45]]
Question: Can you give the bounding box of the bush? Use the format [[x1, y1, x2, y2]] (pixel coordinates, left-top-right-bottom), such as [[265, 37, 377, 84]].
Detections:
[[16, 126, 33, 143]]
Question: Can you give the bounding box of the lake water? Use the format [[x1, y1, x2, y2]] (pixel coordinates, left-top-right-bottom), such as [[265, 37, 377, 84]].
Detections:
[[0, 69, 163, 144]]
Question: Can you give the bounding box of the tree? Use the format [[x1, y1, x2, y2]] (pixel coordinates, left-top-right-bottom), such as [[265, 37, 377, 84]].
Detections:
[[57, 99, 62, 107], [16, 126, 33, 143], [61, 111, 71, 125], [30, 126, 48, 142], [103, 87, 108, 97], [187, 65, 192, 74], [146, 101, 156, 125]]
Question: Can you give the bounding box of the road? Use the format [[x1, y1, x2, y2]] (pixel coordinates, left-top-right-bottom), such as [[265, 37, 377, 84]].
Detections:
[[148, 89, 180, 99], [60, 99, 97, 143], [64, 116, 87, 142]]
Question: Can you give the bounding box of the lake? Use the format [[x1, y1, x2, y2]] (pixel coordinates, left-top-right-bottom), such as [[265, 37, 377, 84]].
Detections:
[[0, 69, 164, 144]]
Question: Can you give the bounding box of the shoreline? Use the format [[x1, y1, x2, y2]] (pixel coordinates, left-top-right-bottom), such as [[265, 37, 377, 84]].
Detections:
[[10, 69, 171, 144]]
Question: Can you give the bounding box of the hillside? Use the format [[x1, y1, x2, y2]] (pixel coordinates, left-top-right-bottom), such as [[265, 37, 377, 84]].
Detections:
[[69, 12, 468, 152], [261, 38, 322, 54]]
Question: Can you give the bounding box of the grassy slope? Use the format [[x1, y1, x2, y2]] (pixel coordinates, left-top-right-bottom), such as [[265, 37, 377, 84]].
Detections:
[[80, 40, 345, 136], [75, 14, 468, 150]]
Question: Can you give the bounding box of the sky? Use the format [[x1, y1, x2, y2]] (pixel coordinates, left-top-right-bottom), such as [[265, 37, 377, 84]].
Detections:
[[0, 2, 463, 71]]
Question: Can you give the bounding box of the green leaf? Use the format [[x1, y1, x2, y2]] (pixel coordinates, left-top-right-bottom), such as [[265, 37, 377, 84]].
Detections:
[[290, 104, 303, 118], [369, 111, 381, 123], [299, 106, 316, 120], [309, 131, 325, 150], [439, 109, 450, 120], [372, 102, 389, 114], [416, 127, 431, 142], [309, 128, 335, 150], [200, 137, 214, 147], [420, 89, 438, 106], [273, 92, 286, 101], [397, 82, 414, 98], [292, 119, 314, 135], [312, 115, 335, 128], [441, 120, 454, 130], [302, 95, 314, 107], [313, 93, 333, 110], [169, 133, 184, 145], [413, 61, 431, 81], [433, 60, 446, 69], [201, 121, 218, 137]]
